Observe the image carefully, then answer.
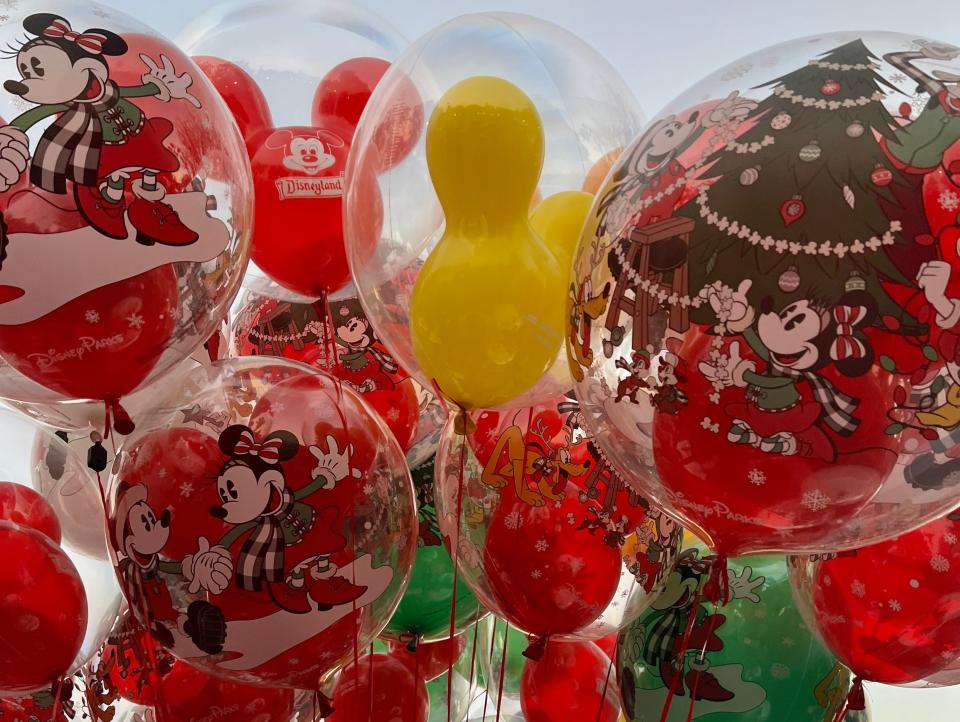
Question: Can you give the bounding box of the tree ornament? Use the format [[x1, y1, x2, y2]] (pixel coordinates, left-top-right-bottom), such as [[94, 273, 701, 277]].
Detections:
[[845, 271, 867, 292], [843, 184, 856, 209], [871, 164, 893, 186], [770, 111, 792, 130], [846, 121, 865, 138], [739, 166, 760, 186], [799, 141, 822, 162], [780, 195, 806, 226], [821, 79, 841, 95], [778, 266, 801, 293]]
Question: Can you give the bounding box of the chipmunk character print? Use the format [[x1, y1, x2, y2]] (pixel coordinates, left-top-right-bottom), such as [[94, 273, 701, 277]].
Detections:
[[0, 13, 201, 246], [331, 301, 400, 393], [699, 279, 876, 461], [112, 481, 230, 655], [211, 424, 367, 613]]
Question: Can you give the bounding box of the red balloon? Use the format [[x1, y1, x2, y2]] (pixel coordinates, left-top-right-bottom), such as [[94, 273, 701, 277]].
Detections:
[[330, 653, 428, 722], [0, 482, 61, 545], [388, 633, 468, 682], [249, 121, 374, 296], [101, 615, 177, 706], [193, 56, 273, 145], [156, 660, 295, 722], [594, 632, 618, 662], [520, 640, 619, 722], [313, 57, 423, 170], [0, 521, 87, 695], [0, 267, 178, 402], [791, 509, 960, 684]]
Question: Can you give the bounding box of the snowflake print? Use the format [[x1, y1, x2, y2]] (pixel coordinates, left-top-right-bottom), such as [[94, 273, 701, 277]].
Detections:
[[0, 14, 8, 23], [179, 481, 194, 498], [801, 489, 830, 512], [939, 189, 960, 212], [272, 401, 286, 412], [743, 637, 752, 646], [386, 408, 400, 422], [888, 599, 902, 612], [127, 312, 144, 329], [931, 554, 950, 573], [363, 483, 374, 495], [485, 427, 500, 443], [85, 309, 100, 324], [888, 72, 908, 83], [754, 607, 767, 619], [566, 512, 576, 526], [946, 532, 958, 545], [770, 663, 790, 680], [747, 468, 766, 486], [569, 557, 585, 575], [851, 580, 866, 598], [530, 569, 542, 580], [535, 539, 549, 553], [720, 62, 753, 81], [504, 510, 522, 530], [157, 468, 167, 478], [781, 637, 796, 647]]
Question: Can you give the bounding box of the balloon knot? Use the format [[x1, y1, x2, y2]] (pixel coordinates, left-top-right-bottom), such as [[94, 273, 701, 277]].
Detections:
[[87, 430, 107, 473], [315, 691, 335, 718], [703, 554, 730, 605], [522, 635, 548, 662], [108, 399, 135, 436], [453, 407, 476, 436], [848, 677, 866, 711]]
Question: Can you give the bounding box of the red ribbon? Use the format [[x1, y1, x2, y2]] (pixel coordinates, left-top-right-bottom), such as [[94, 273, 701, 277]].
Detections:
[[42, 19, 108, 54], [233, 429, 283, 463]]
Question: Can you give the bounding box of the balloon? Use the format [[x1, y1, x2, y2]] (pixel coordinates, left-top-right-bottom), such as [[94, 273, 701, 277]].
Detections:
[[389, 633, 468, 683], [106, 358, 416, 688], [101, 616, 172, 706], [0, 5, 251, 415], [330, 653, 429, 722], [520, 640, 620, 722], [229, 290, 422, 456], [530, 191, 595, 276], [595, 632, 619, 662], [193, 56, 273, 144], [0, 521, 87, 695], [346, 11, 645, 410], [0, 480, 60, 544], [583, 149, 624, 195], [435, 395, 682, 643], [476, 615, 530, 719], [619, 549, 857, 722], [788, 509, 960, 686], [382, 456, 484, 643], [569, 31, 960, 554]]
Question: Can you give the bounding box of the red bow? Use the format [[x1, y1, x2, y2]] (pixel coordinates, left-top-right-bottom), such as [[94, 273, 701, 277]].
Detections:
[[42, 19, 108, 54], [830, 304, 868, 361], [232, 429, 283, 464]]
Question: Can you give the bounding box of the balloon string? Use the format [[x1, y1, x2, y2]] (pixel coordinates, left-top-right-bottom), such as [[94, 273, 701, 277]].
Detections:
[[447, 418, 468, 722], [683, 608, 724, 722], [368, 641, 376, 722], [468, 604, 482, 692], [50, 675, 63, 722], [480, 617, 497, 722], [832, 675, 865, 722], [595, 646, 616, 722], [494, 621, 510, 722], [658, 584, 703, 722]]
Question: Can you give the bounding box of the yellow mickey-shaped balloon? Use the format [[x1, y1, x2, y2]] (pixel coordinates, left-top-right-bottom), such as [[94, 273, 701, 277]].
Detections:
[[410, 76, 566, 409], [530, 190, 594, 278]]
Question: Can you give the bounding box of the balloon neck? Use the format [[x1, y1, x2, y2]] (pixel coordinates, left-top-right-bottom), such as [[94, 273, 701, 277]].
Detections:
[[107, 398, 135, 436], [453, 408, 476, 435], [703, 554, 730, 605], [522, 635, 549, 662], [832, 676, 865, 722], [443, 211, 534, 241], [315, 691, 335, 719]]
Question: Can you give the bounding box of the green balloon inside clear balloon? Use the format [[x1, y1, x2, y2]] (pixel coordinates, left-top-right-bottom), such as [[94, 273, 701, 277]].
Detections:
[[383, 456, 485, 642], [618, 549, 869, 722]]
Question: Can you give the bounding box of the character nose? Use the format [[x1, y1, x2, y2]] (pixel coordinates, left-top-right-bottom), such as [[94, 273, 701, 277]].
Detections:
[[210, 505, 227, 520], [4, 80, 27, 96], [760, 296, 774, 314], [159, 509, 171, 528]]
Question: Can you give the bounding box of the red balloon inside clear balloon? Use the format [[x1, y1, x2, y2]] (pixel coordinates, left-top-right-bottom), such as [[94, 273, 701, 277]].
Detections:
[[193, 55, 272, 146], [0, 266, 178, 403], [389, 633, 467, 682], [0, 482, 61, 545], [313, 57, 423, 171], [790, 509, 960, 685], [249, 122, 381, 297], [0, 521, 87, 695], [330, 653, 429, 722], [520, 640, 619, 722]]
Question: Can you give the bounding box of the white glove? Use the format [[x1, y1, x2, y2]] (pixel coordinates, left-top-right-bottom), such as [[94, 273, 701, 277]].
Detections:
[[702, 91, 758, 128], [699, 340, 754, 389], [141, 53, 201, 108], [917, 261, 960, 326], [182, 536, 233, 595], [915, 39, 960, 61], [727, 565, 764, 602], [309, 435, 361, 488], [0, 126, 30, 192], [709, 279, 755, 333]]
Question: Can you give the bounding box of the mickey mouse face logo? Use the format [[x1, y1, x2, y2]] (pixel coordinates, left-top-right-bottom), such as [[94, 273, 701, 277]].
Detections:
[[266, 129, 345, 176], [125, 500, 170, 557]]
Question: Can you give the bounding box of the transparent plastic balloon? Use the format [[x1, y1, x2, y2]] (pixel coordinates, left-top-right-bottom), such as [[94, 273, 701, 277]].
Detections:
[[569, 30, 960, 554], [105, 357, 416, 688], [434, 395, 682, 646], [346, 12, 644, 411], [228, 288, 444, 466], [178, 0, 408, 302], [0, 0, 251, 418], [0, 408, 121, 674]]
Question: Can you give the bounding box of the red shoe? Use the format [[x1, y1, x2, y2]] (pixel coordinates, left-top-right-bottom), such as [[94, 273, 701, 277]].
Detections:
[[687, 614, 726, 653], [128, 198, 199, 246], [75, 183, 128, 239], [659, 660, 685, 696], [268, 581, 313, 614], [686, 668, 734, 702], [307, 574, 367, 610]]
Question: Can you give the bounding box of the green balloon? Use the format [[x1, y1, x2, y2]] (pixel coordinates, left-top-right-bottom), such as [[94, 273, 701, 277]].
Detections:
[[618, 549, 866, 722], [385, 457, 485, 641]]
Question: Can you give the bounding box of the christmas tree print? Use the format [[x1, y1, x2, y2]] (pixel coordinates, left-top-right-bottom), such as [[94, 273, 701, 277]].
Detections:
[[681, 39, 927, 331]]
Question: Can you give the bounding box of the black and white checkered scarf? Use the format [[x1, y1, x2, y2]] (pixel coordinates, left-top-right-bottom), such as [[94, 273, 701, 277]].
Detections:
[[30, 80, 121, 194], [771, 365, 860, 436], [236, 487, 296, 592]]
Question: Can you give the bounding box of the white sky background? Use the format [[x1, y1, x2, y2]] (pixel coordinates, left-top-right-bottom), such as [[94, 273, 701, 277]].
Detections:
[[100, 0, 960, 719]]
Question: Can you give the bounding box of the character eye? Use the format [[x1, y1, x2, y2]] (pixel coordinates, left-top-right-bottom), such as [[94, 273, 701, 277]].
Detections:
[[148, 511, 156, 525], [226, 479, 239, 500], [664, 128, 674, 138], [140, 512, 151, 532], [219, 486, 228, 503], [30, 57, 43, 77], [781, 304, 797, 317], [19, 62, 29, 78], [784, 312, 806, 332]]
